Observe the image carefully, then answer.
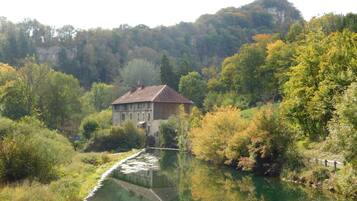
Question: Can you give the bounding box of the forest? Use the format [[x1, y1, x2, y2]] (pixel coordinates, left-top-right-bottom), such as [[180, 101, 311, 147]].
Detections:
[[0, 0, 356, 200]]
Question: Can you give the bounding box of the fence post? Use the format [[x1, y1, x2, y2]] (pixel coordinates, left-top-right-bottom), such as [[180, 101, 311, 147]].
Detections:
[[324, 159, 328, 167], [334, 161, 337, 172]]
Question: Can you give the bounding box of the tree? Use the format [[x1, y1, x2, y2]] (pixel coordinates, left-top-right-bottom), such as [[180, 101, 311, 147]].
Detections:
[[120, 59, 160, 87], [86, 82, 116, 112], [0, 80, 29, 120], [264, 40, 296, 100], [327, 82, 357, 168], [38, 71, 82, 131], [82, 120, 99, 139], [160, 55, 177, 89], [159, 118, 178, 148], [282, 30, 357, 140], [179, 72, 207, 108], [0, 63, 16, 85]]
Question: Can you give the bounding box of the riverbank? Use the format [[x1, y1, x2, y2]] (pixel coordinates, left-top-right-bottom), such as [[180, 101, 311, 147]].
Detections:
[[0, 150, 138, 201]]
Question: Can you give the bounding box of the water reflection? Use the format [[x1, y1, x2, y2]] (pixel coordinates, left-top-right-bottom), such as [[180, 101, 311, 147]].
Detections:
[[88, 150, 336, 201]]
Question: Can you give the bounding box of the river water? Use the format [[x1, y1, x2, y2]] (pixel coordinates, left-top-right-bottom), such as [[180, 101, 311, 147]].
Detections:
[[88, 149, 338, 201]]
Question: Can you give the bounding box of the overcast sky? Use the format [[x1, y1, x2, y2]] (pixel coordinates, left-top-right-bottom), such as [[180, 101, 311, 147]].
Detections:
[[1, 0, 356, 29]]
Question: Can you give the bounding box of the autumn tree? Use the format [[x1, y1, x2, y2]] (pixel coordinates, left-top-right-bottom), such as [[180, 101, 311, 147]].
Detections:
[[282, 30, 357, 140]]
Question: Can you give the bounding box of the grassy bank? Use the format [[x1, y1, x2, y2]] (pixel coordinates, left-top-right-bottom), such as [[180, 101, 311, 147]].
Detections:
[[0, 150, 138, 201]]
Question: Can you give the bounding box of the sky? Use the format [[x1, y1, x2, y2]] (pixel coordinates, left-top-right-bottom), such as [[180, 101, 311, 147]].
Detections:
[[0, 0, 356, 29]]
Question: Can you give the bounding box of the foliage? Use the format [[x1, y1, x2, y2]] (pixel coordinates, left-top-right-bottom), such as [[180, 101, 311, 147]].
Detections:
[[0, 59, 83, 132], [0, 150, 137, 201], [190, 105, 293, 176], [0, 63, 16, 86], [0, 0, 303, 87], [160, 55, 178, 89], [326, 82, 357, 168], [80, 109, 112, 131], [81, 83, 117, 113], [119, 59, 160, 87], [244, 108, 294, 176], [82, 120, 99, 140], [190, 107, 248, 164], [204, 91, 249, 111], [179, 72, 207, 108], [159, 118, 178, 148], [333, 164, 357, 199], [281, 30, 357, 140], [39, 71, 82, 131], [0, 117, 74, 183], [85, 121, 145, 152]]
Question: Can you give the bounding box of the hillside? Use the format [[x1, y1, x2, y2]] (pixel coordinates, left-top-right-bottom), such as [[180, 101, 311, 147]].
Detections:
[[0, 0, 302, 87]]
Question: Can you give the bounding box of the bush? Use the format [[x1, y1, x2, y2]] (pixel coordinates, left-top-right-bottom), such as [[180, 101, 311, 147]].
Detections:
[[246, 109, 294, 176], [190, 107, 248, 164], [80, 109, 112, 132], [0, 117, 74, 183], [80, 153, 111, 166], [333, 164, 357, 199], [159, 118, 178, 148], [85, 121, 145, 152], [326, 82, 357, 169], [190, 106, 294, 176], [82, 120, 98, 139]]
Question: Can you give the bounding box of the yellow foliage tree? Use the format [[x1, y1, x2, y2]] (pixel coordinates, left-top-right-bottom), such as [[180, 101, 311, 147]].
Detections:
[[190, 106, 248, 164], [0, 63, 16, 86]]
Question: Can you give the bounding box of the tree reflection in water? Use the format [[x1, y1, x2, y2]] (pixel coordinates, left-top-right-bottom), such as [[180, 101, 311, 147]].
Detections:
[[89, 150, 337, 201]]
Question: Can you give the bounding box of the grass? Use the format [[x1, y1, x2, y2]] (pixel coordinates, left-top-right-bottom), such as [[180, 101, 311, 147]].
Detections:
[[0, 149, 139, 201]]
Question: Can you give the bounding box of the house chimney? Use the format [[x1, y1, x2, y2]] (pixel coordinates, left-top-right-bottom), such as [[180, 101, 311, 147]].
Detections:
[[136, 80, 144, 90]]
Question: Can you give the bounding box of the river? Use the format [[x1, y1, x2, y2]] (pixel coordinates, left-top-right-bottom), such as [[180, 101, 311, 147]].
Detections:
[[88, 149, 338, 201]]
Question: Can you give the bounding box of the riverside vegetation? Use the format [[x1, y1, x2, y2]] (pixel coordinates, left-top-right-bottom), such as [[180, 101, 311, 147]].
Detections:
[[0, 0, 356, 200]]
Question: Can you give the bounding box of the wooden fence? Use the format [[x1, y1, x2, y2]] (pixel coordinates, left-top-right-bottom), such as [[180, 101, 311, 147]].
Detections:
[[305, 158, 344, 171]]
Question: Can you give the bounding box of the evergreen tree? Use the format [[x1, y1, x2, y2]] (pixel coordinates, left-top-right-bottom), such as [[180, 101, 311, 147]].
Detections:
[[160, 55, 177, 89]]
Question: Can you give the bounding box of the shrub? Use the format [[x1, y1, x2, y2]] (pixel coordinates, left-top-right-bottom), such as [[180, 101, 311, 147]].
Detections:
[[246, 108, 294, 176], [82, 120, 98, 139], [326, 82, 357, 169], [159, 118, 178, 148], [0, 117, 74, 183], [80, 109, 112, 132], [85, 121, 145, 152], [190, 107, 248, 164], [333, 164, 357, 199]]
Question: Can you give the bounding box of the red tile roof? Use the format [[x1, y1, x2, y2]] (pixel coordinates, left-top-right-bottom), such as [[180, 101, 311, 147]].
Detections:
[[112, 85, 193, 105]]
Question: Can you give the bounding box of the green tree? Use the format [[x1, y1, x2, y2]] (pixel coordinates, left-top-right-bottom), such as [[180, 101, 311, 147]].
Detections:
[[160, 55, 177, 89], [38, 71, 82, 131], [120, 59, 160, 87], [282, 30, 357, 140], [0, 80, 29, 120], [159, 118, 178, 148], [179, 72, 207, 108], [82, 82, 116, 113], [327, 82, 357, 168]]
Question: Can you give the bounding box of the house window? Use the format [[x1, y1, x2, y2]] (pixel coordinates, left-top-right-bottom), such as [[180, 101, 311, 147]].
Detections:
[[137, 112, 140, 121], [138, 103, 141, 109], [142, 112, 145, 121], [147, 103, 150, 109], [121, 113, 125, 121], [148, 113, 151, 121]]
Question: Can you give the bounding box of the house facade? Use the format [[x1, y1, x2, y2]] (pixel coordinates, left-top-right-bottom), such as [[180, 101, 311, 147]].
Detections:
[[112, 85, 193, 141]]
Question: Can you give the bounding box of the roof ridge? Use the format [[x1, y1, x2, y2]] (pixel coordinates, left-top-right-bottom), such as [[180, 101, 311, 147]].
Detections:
[[151, 85, 167, 102]]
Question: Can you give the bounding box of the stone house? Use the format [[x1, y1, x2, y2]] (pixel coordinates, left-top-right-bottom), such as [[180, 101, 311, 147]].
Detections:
[[112, 85, 193, 141]]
